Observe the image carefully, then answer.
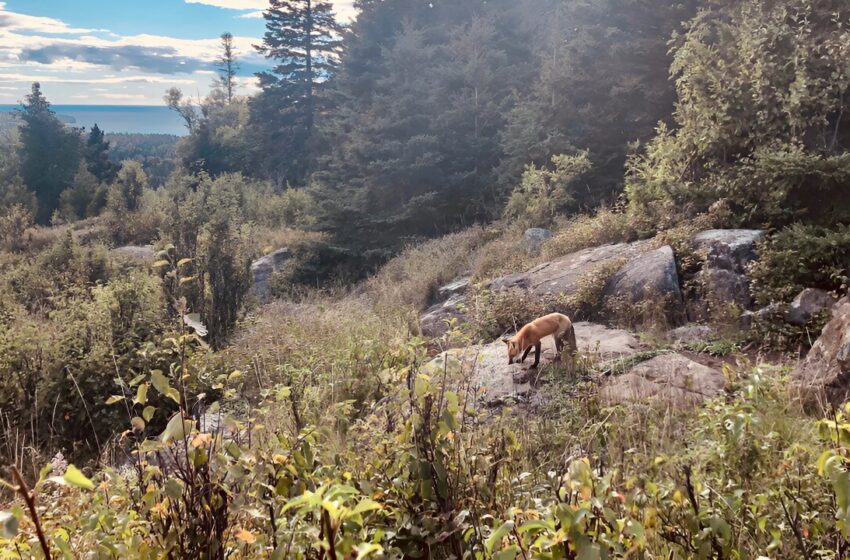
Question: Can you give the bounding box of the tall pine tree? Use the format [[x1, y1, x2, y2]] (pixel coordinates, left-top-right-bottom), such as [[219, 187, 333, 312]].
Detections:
[[213, 32, 239, 105], [497, 0, 700, 210], [18, 83, 83, 224], [250, 0, 342, 185], [85, 124, 120, 184]]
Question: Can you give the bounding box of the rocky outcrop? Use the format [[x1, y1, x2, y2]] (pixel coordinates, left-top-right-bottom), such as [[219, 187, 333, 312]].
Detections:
[[112, 245, 155, 261], [521, 228, 553, 256], [697, 268, 753, 310], [420, 277, 473, 338], [251, 248, 290, 303], [437, 276, 471, 300], [429, 323, 642, 406], [692, 229, 764, 273], [421, 295, 468, 338], [603, 246, 684, 316], [668, 324, 714, 345], [600, 353, 724, 407], [690, 229, 764, 319], [488, 240, 653, 296], [785, 288, 837, 326], [792, 296, 850, 405]]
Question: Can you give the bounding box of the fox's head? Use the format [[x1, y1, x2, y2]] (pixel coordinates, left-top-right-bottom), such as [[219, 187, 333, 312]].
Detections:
[[503, 337, 520, 364]]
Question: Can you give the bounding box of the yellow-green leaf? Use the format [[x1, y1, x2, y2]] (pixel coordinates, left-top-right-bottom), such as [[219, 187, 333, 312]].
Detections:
[[62, 465, 94, 490]]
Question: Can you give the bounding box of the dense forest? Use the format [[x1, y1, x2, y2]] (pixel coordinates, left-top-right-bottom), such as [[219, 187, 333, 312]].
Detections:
[[3, 0, 850, 557]]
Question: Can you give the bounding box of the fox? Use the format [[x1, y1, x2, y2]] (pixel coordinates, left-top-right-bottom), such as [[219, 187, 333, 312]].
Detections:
[[502, 312, 577, 369]]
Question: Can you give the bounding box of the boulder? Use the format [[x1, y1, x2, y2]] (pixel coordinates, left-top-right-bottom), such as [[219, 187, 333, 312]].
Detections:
[[668, 324, 714, 345], [420, 295, 468, 338], [112, 245, 155, 261], [697, 268, 752, 310], [785, 288, 837, 326], [792, 296, 850, 405], [521, 228, 553, 256], [692, 229, 764, 273], [488, 240, 653, 296], [420, 277, 473, 338], [437, 276, 471, 300], [687, 230, 764, 319], [600, 353, 724, 407], [429, 323, 642, 406], [740, 303, 783, 329], [603, 246, 684, 315], [251, 248, 291, 303]]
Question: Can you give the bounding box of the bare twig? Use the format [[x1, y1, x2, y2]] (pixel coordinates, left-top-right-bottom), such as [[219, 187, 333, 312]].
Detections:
[[10, 466, 52, 560]]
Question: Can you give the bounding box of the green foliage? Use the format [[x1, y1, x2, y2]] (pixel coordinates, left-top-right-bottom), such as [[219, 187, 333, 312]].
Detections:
[[627, 0, 850, 229], [497, 0, 698, 208], [311, 0, 539, 264], [106, 132, 177, 188], [0, 242, 166, 464], [84, 124, 120, 184], [114, 160, 148, 212], [750, 223, 850, 306], [18, 83, 83, 224], [59, 163, 106, 221], [504, 152, 592, 229], [0, 204, 33, 253], [250, 0, 341, 185], [159, 173, 253, 348]]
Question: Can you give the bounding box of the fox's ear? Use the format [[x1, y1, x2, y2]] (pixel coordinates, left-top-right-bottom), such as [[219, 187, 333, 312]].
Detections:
[[501, 338, 510, 345]]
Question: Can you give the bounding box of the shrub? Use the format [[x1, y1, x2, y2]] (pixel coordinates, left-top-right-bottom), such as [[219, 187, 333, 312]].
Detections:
[[543, 206, 636, 259], [0, 204, 33, 253], [750, 223, 850, 306], [467, 287, 551, 339], [626, 0, 850, 229], [58, 164, 106, 221], [504, 152, 592, 229], [0, 267, 167, 466]]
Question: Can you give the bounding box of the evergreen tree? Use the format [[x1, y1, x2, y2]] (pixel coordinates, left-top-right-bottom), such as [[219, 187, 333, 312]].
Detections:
[[498, 0, 700, 210], [213, 32, 239, 105], [250, 0, 343, 185], [85, 124, 120, 184], [311, 0, 537, 268], [18, 83, 83, 223]]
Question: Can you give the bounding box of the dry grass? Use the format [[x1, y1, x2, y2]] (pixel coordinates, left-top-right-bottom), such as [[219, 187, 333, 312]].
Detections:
[[365, 225, 492, 310], [543, 208, 637, 260], [252, 227, 328, 256]]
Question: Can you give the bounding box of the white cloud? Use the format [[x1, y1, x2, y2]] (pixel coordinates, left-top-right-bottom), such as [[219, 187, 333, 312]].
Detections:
[[188, 0, 358, 22], [0, 72, 196, 85], [0, 2, 101, 34], [185, 0, 266, 9], [0, 1, 354, 104]]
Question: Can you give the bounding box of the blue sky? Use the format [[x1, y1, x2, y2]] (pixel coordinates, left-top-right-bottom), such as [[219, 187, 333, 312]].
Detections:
[[0, 0, 356, 105]]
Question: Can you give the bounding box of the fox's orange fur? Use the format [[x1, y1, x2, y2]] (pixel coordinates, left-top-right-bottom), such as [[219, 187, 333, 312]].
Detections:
[[503, 312, 577, 368]]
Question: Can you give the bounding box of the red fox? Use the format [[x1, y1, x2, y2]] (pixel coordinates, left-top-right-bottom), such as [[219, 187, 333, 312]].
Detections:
[[503, 312, 577, 369]]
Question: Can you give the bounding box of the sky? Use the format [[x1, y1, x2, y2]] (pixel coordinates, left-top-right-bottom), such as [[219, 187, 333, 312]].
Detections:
[[0, 0, 357, 105]]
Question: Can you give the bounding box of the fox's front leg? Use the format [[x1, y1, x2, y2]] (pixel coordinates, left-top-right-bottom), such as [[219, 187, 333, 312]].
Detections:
[[520, 345, 533, 363], [530, 342, 541, 368]]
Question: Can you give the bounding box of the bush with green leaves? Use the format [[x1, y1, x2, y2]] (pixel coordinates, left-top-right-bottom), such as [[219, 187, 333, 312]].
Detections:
[[4, 330, 850, 558], [627, 0, 850, 230], [750, 223, 850, 306], [504, 152, 592, 229], [158, 172, 253, 348]]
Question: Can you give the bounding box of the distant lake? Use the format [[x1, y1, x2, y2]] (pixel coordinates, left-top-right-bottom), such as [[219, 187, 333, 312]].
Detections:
[[0, 105, 186, 136]]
